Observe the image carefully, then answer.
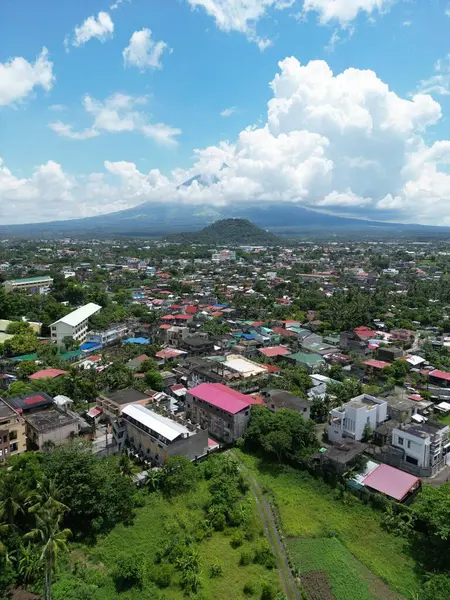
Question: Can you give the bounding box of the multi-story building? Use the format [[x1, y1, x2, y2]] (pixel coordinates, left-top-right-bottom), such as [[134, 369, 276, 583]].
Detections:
[[328, 394, 388, 444], [50, 302, 101, 345], [186, 383, 252, 442], [118, 403, 209, 464], [211, 249, 236, 262], [3, 276, 53, 295], [391, 420, 450, 473], [85, 323, 129, 348], [0, 399, 26, 463]]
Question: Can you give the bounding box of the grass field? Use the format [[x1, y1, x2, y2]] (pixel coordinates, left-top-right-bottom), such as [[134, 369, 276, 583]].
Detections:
[[53, 480, 281, 600], [437, 413, 450, 426], [235, 451, 420, 599]]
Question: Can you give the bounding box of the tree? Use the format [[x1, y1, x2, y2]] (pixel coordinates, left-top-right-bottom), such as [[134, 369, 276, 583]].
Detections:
[[118, 452, 133, 477], [113, 553, 143, 591], [0, 471, 25, 525], [25, 507, 71, 600], [62, 336, 79, 352], [362, 423, 373, 443], [17, 359, 39, 380], [160, 456, 197, 497], [145, 370, 164, 391], [3, 332, 39, 357], [421, 574, 450, 600], [6, 321, 33, 335]]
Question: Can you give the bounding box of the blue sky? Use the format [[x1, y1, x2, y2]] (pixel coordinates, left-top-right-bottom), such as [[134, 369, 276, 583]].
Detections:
[[2, 0, 450, 224]]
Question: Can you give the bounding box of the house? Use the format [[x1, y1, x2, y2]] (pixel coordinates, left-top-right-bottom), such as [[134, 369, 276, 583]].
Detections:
[[29, 369, 68, 381], [117, 403, 209, 464], [428, 369, 450, 388], [50, 303, 102, 345], [258, 346, 291, 360], [262, 389, 311, 420], [361, 463, 420, 503], [97, 388, 152, 419], [313, 440, 366, 475], [0, 399, 26, 463], [328, 394, 388, 443], [286, 352, 325, 373], [155, 348, 187, 364], [127, 354, 151, 370], [181, 335, 214, 355], [390, 420, 450, 474], [377, 347, 404, 363], [186, 383, 252, 442], [339, 331, 371, 355], [25, 408, 80, 450], [3, 276, 53, 295], [363, 359, 392, 376]]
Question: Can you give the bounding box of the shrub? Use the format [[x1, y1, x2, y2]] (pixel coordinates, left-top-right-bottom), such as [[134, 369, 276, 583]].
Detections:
[[260, 581, 277, 600], [231, 532, 244, 548], [113, 553, 143, 591], [243, 582, 256, 596], [210, 559, 224, 578], [253, 541, 274, 566], [239, 550, 253, 566], [154, 564, 172, 589]]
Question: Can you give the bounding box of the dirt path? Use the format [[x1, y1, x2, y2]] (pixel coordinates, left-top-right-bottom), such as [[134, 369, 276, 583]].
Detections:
[[233, 453, 301, 600]]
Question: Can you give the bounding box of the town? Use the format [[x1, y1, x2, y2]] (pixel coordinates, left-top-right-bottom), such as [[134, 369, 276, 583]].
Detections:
[[0, 230, 449, 600]]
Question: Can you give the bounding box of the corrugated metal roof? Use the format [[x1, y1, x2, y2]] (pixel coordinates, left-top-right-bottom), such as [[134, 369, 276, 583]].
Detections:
[[53, 303, 101, 327], [122, 404, 189, 442]]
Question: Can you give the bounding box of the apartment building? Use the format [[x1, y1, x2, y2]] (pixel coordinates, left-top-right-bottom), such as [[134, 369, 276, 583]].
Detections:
[[0, 399, 26, 463], [328, 394, 388, 444], [85, 323, 128, 348], [50, 302, 101, 345], [186, 383, 252, 442], [3, 276, 53, 295], [118, 403, 209, 464]]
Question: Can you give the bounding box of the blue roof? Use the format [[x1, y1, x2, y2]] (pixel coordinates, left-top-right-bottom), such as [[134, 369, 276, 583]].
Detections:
[[233, 332, 254, 340], [123, 337, 150, 345], [80, 342, 102, 351], [213, 304, 228, 308]]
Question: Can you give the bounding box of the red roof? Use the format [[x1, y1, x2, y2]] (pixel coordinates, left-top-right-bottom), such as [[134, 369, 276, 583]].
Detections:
[[186, 305, 198, 314], [408, 394, 423, 401], [161, 315, 175, 320], [272, 327, 296, 337], [87, 355, 102, 362], [210, 311, 223, 317], [188, 383, 251, 414], [261, 363, 281, 373], [160, 324, 171, 330], [259, 346, 291, 358], [174, 314, 192, 320], [429, 369, 450, 382], [363, 464, 420, 501], [24, 395, 46, 405], [363, 359, 391, 370], [29, 369, 68, 380], [354, 326, 374, 340], [156, 348, 186, 359]]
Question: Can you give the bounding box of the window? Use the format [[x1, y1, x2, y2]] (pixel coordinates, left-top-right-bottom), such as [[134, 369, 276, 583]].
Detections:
[[10, 443, 18, 453], [406, 455, 418, 466], [9, 431, 17, 441], [398, 437, 404, 445], [407, 440, 411, 449]]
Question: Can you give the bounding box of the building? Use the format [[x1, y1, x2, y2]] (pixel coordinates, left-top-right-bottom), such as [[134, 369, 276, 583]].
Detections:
[[428, 369, 450, 388], [186, 383, 252, 442], [0, 399, 26, 463], [328, 394, 388, 443], [3, 276, 53, 295], [97, 388, 152, 419], [286, 352, 325, 373], [50, 302, 102, 345], [85, 323, 128, 348], [263, 389, 311, 420], [25, 408, 80, 450], [361, 463, 420, 503], [390, 420, 450, 473], [118, 403, 209, 464], [211, 249, 236, 262]]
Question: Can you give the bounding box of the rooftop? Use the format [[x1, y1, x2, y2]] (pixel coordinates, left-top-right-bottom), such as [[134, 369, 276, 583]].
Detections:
[[363, 463, 420, 501], [0, 399, 18, 421], [29, 368, 68, 380], [52, 303, 101, 328], [6, 276, 53, 284], [259, 345, 291, 358], [102, 388, 150, 406], [6, 392, 54, 412], [25, 408, 78, 433], [189, 383, 251, 414], [122, 403, 190, 442]]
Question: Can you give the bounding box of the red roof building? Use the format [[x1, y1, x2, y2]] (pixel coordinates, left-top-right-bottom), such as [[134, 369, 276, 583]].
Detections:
[[259, 346, 291, 358], [260, 363, 281, 373], [29, 369, 68, 380], [187, 383, 250, 415], [429, 369, 450, 382], [363, 359, 391, 370], [363, 464, 420, 502]]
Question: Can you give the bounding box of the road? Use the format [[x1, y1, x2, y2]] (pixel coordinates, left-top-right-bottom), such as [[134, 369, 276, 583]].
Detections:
[[232, 452, 301, 600]]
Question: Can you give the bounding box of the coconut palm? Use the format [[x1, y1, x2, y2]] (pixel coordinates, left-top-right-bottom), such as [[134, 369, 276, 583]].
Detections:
[[0, 472, 25, 525], [118, 452, 133, 477], [27, 477, 68, 516], [25, 508, 71, 600]]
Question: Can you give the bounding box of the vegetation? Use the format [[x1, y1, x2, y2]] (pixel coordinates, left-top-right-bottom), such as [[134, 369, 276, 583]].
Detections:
[[165, 218, 281, 246]]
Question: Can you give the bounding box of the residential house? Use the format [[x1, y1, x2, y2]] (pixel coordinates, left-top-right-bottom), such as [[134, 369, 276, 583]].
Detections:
[[286, 352, 325, 373], [97, 388, 152, 419], [328, 394, 388, 443], [262, 389, 311, 420], [0, 399, 26, 463], [390, 420, 450, 475]]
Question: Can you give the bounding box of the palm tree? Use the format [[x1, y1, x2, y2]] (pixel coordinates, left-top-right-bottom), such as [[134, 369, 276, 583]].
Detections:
[[0, 522, 8, 554], [25, 508, 71, 600], [27, 478, 68, 517], [0, 472, 24, 525], [118, 452, 133, 477]]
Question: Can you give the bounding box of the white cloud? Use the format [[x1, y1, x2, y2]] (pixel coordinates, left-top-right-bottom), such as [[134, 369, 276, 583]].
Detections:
[[187, 0, 291, 48], [49, 92, 181, 145], [302, 0, 396, 25], [68, 12, 114, 49], [0, 48, 54, 106], [220, 106, 237, 117], [8, 56, 450, 226], [123, 29, 171, 70], [110, 0, 130, 9], [417, 55, 450, 96]]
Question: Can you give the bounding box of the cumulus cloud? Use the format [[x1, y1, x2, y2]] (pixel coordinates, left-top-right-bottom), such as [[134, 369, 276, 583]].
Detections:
[[6, 56, 450, 225], [49, 93, 181, 145], [0, 48, 54, 106], [187, 0, 292, 48], [302, 0, 396, 25], [123, 29, 171, 70], [417, 55, 450, 96], [67, 12, 114, 49]]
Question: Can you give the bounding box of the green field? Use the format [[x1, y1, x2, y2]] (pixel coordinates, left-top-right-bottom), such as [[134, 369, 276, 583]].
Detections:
[[235, 451, 420, 599], [437, 413, 450, 426], [53, 480, 281, 600]]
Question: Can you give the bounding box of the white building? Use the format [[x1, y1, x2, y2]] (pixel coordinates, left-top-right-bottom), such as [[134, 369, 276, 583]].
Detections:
[[391, 421, 450, 470], [85, 323, 128, 347], [211, 249, 236, 262], [50, 303, 101, 346], [328, 394, 388, 443], [4, 276, 53, 295]]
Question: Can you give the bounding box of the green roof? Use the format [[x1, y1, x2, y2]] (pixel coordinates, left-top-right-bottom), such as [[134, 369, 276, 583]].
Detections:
[[6, 276, 53, 284], [61, 350, 84, 361], [11, 353, 38, 362], [287, 352, 324, 365]]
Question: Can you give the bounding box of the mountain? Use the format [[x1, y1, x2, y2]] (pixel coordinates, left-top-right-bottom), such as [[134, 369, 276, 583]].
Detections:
[[0, 199, 449, 239], [164, 218, 281, 245]]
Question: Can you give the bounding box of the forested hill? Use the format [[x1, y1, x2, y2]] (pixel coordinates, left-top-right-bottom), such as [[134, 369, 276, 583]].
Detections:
[[164, 218, 281, 245]]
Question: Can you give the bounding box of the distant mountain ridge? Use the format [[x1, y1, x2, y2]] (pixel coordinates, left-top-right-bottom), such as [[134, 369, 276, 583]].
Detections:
[[165, 218, 280, 245]]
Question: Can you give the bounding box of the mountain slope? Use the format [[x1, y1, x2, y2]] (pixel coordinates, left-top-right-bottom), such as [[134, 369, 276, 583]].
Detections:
[[165, 218, 281, 245]]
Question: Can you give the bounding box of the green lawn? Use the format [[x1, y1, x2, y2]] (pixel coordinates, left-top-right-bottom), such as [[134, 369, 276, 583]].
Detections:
[[53, 480, 280, 600], [437, 413, 450, 426], [235, 451, 420, 599]]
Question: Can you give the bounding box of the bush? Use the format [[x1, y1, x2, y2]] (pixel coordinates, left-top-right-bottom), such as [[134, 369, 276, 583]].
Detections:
[[253, 541, 274, 566], [261, 581, 277, 600], [154, 564, 172, 589], [113, 554, 143, 591], [239, 550, 253, 566], [243, 582, 256, 596], [209, 559, 224, 578], [231, 532, 244, 548]]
